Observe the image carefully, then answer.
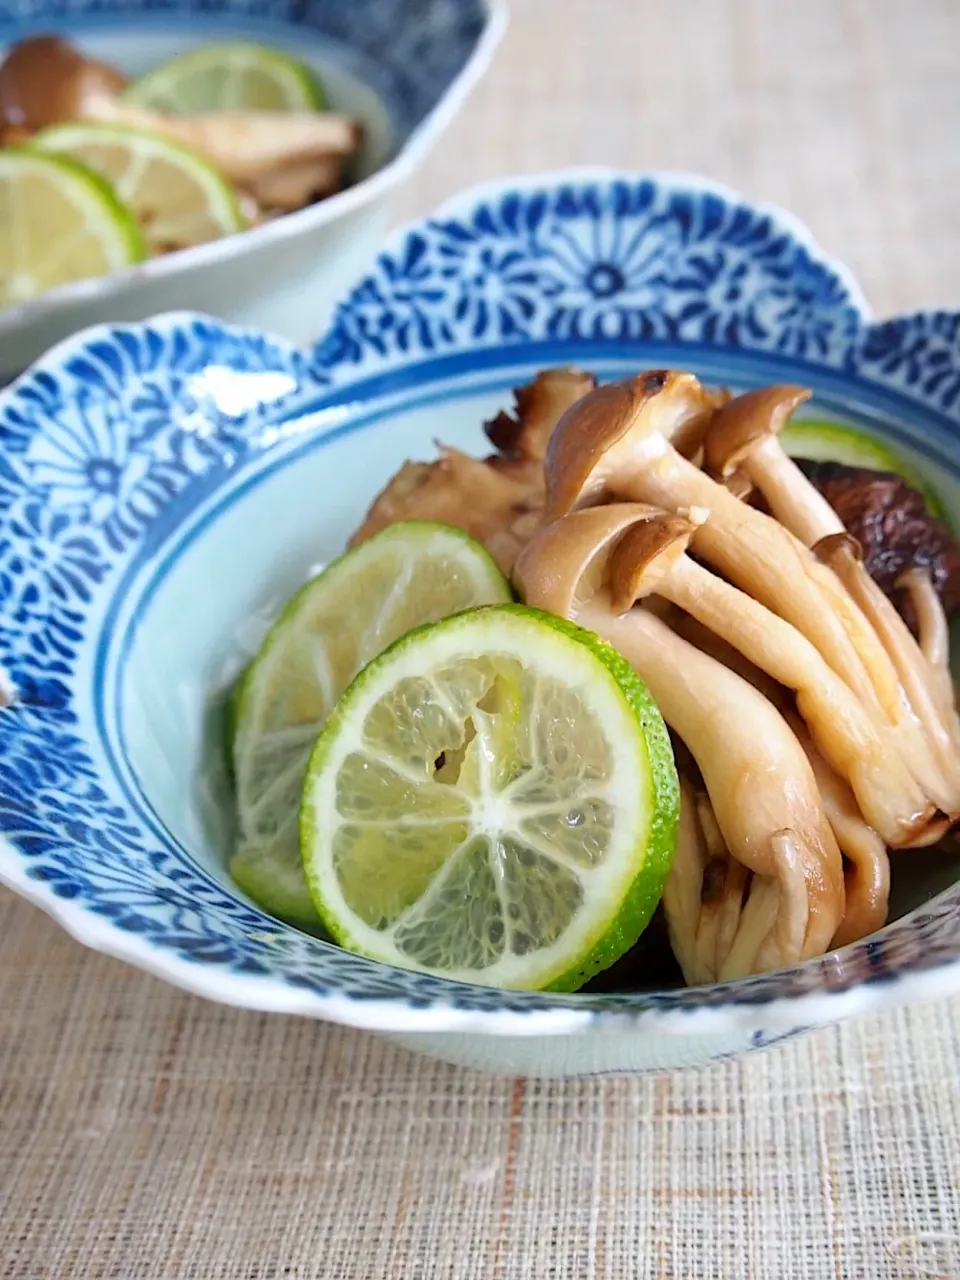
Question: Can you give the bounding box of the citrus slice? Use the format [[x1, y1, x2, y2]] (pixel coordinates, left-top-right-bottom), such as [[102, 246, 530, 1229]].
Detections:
[[301, 605, 680, 992], [33, 123, 245, 255], [0, 148, 144, 306], [783, 419, 944, 517], [231, 522, 512, 929], [125, 42, 326, 113]]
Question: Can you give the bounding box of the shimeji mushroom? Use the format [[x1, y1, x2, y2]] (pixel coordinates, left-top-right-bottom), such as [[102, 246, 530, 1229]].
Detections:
[[784, 712, 890, 948], [543, 372, 960, 822], [352, 370, 602, 573], [543, 374, 897, 716], [670, 614, 892, 946], [705, 385, 960, 802], [594, 502, 935, 847], [665, 781, 802, 983], [514, 506, 846, 971], [898, 567, 957, 725]]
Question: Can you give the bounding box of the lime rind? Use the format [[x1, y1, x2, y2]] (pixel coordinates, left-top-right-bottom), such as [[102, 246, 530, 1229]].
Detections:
[[33, 122, 247, 238], [783, 418, 945, 518], [125, 42, 326, 112], [300, 604, 679, 992]]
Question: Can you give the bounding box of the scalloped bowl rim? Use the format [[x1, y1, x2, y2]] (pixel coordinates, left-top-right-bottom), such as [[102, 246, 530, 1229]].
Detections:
[[0, 0, 507, 337], [1, 167, 959, 1040]]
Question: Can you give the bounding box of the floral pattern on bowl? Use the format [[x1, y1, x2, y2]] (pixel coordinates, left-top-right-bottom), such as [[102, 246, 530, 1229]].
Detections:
[[1, 170, 959, 1076]]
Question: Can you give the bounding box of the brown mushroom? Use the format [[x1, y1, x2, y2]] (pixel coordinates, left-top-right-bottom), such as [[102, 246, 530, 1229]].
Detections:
[[0, 36, 127, 133], [783, 712, 890, 949], [350, 447, 541, 574], [484, 369, 598, 463], [600, 503, 938, 845], [544, 373, 960, 817], [705, 385, 960, 799], [514, 505, 846, 970], [243, 155, 344, 212]]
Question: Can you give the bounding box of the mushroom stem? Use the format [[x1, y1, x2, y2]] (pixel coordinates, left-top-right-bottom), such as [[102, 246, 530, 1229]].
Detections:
[[596, 428, 959, 815], [597, 432, 901, 716], [588, 601, 842, 960], [898, 567, 957, 730], [606, 506, 938, 846], [785, 712, 890, 947], [515, 510, 846, 964], [704, 388, 960, 785], [662, 778, 712, 985]]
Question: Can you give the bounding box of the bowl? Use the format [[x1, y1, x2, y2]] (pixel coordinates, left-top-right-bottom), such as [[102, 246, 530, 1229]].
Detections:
[[0, 0, 505, 380], [2, 168, 960, 1078]]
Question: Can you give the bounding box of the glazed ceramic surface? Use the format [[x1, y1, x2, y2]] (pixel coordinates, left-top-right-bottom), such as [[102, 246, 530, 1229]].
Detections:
[[0, 0, 504, 377], [2, 170, 960, 1077]]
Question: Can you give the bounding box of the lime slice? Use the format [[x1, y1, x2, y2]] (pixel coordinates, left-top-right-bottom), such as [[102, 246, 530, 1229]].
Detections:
[[0, 148, 144, 306], [125, 42, 325, 113], [33, 123, 245, 255], [231, 522, 512, 928], [783, 419, 944, 517], [301, 605, 679, 992]]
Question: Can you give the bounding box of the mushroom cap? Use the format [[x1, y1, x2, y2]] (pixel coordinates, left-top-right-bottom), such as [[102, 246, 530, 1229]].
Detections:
[[485, 368, 597, 463], [704, 384, 811, 478], [542, 371, 723, 522], [608, 511, 697, 613], [0, 36, 126, 131], [513, 502, 681, 616]]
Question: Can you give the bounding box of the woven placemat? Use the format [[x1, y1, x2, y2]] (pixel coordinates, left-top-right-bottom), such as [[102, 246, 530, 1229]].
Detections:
[[4, 1, 960, 1276]]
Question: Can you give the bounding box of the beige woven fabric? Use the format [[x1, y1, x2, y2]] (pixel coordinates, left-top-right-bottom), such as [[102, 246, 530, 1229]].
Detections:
[[4, 1, 960, 1276]]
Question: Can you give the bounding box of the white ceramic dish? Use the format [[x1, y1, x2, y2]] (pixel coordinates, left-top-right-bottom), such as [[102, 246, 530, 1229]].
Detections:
[[0, 0, 506, 378], [2, 170, 959, 1077]]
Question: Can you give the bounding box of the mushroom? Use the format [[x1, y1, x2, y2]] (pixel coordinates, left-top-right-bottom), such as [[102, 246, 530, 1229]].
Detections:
[[0, 35, 127, 133], [543, 373, 960, 818], [705, 386, 960, 792], [665, 783, 800, 984], [484, 368, 598, 463], [242, 155, 344, 213], [543, 375, 893, 712], [597, 503, 936, 846], [514, 505, 846, 969], [83, 94, 360, 189], [352, 371, 604, 572], [783, 712, 890, 948], [898, 566, 957, 730], [350, 446, 541, 574]]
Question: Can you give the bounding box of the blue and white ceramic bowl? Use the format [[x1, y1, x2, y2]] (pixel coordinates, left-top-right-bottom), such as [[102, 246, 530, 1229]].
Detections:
[[0, 0, 505, 377], [3, 169, 960, 1078]]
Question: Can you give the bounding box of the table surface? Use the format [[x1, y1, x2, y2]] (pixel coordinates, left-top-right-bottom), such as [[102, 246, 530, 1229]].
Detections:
[[4, 2, 960, 1277]]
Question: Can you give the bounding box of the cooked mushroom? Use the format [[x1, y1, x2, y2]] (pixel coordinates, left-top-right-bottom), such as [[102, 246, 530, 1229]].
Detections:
[[598, 502, 935, 846], [798, 459, 960, 618], [352, 371, 605, 572], [350, 447, 541, 574], [243, 155, 344, 212], [783, 712, 890, 947], [484, 368, 597, 462], [705, 385, 960, 800], [514, 505, 845, 971], [83, 94, 360, 188], [0, 35, 127, 133], [544, 373, 960, 821]]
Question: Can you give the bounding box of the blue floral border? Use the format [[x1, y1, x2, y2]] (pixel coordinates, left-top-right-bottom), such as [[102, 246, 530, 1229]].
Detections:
[[1, 174, 960, 1027]]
